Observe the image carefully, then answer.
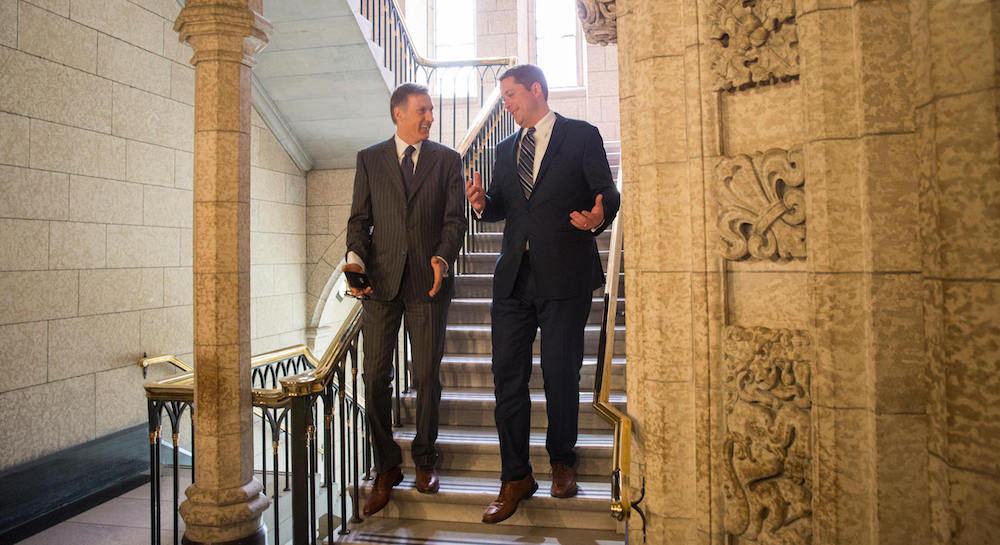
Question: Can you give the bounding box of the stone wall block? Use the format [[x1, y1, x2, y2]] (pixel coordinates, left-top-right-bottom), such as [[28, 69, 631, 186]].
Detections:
[[250, 264, 275, 299], [254, 121, 301, 175], [923, 278, 946, 457], [69, 175, 143, 225], [933, 90, 1000, 280], [811, 273, 870, 409], [80, 268, 164, 315], [812, 406, 875, 545], [107, 224, 181, 267], [255, 294, 296, 338], [194, 131, 249, 202], [642, 381, 696, 516], [638, 162, 692, 271], [0, 376, 95, 468], [95, 364, 153, 436], [915, 104, 941, 278], [141, 305, 193, 356], [869, 273, 925, 413], [97, 34, 172, 96], [928, 0, 998, 97], [0, 167, 68, 220], [0, 218, 48, 270], [634, 56, 687, 166], [941, 280, 1000, 475], [164, 266, 193, 307], [49, 221, 106, 269], [945, 464, 1000, 544], [127, 140, 176, 187], [306, 205, 330, 235], [803, 139, 865, 272], [798, 9, 859, 140], [306, 168, 354, 207], [0, 321, 48, 393], [720, 83, 803, 156], [175, 150, 194, 190], [874, 414, 930, 545], [1, 42, 112, 133], [855, 0, 915, 134], [0, 270, 77, 325], [0, 113, 29, 167], [48, 312, 141, 380], [726, 271, 809, 329], [194, 60, 249, 133], [113, 84, 193, 152], [31, 121, 124, 179], [18, 1, 97, 72], [251, 166, 287, 203], [171, 62, 196, 105], [273, 263, 306, 296], [145, 186, 193, 228], [909, 0, 932, 108], [640, 272, 693, 382], [862, 133, 921, 272], [70, 0, 164, 55], [0, 0, 15, 47], [194, 201, 249, 273], [257, 201, 306, 234]]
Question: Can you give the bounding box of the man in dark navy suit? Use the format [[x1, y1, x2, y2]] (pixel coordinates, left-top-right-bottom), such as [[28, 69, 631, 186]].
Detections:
[[345, 83, 467, 517], [466, 64, 620, 524]]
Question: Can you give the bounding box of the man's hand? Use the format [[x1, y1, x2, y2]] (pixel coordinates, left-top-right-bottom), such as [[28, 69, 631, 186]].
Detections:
[[428, 257, 446, 297], [466, 172, 485, 212], [570, 194, 604, 231], [342, 263, 373, 298]]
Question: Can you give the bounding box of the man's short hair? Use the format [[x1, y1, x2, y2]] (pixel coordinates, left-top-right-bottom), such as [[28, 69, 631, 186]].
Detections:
[[389, 82, 430, 124], [498, 64, 549, 100]]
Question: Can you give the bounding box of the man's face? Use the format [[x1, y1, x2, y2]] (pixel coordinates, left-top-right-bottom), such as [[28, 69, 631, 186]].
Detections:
[[500, 77, 544, 127], [395, 93, 434, 144]]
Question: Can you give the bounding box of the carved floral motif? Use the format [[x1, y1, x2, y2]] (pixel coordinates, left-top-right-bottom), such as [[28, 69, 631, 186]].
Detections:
[[723, 326, 812, 545], [715, 148, 805, 261], [576, 0, 617, 45], [709, 0, 799, 91]]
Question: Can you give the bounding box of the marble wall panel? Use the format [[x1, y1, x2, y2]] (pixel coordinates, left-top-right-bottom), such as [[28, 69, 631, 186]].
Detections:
[[79, 268, 164, 315], [0, 375, 95, 469], [48, 312, 141, 380], [49, 221, 106, 269], [112, 84, 193, 152], [144, 186, 193, 228], [126, 140, 175, 187], [17, 1, 97, 72], [1, 49, 112, 133], [0, 321, 48, 393], [69, 175, 143, 224], [0, 219, 48, 271]]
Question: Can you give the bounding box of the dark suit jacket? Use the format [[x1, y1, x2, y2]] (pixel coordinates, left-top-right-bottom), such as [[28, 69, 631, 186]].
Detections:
[[346, 138, 467, 302], [478, 113, 620, 300]]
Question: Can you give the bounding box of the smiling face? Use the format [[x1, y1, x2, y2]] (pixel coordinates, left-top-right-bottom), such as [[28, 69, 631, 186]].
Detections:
[[500, 76, 548, 128], [394, 92, 434, 144]]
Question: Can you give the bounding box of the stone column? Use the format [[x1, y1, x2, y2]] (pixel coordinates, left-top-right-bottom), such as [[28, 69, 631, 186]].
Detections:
[[174, 2, 272, 544]]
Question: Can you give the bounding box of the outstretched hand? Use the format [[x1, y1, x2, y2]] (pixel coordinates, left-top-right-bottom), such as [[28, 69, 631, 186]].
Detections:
[[570, 194, 604, 231], [428, 257, 445, 297], [466, 172, 485, 212]]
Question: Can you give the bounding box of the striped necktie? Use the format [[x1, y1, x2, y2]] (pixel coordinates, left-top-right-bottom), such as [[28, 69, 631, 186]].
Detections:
[[517, 127, 536, 198]]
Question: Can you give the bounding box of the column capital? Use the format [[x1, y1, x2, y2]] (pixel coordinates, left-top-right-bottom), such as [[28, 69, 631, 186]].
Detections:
[[174, 3, 273, 66], [576, 0, 617, 45]]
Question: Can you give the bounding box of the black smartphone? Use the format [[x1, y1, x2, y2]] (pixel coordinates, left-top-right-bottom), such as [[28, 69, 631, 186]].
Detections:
[[344, 270, 372, 292]]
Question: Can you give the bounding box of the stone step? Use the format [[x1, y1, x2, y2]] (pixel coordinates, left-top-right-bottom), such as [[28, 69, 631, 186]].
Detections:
[[330, 518, 623, 545], [465, 231, 615, 252], [438, 354, 627, 390], [394, 425, 614, 479], [443, 324, 626, 356], [398, 389, 625, 432], [458, 249, 621, 274], [448, 296, 625, 325], [454, 272, 625, 299], [354, 473, 619, 531]]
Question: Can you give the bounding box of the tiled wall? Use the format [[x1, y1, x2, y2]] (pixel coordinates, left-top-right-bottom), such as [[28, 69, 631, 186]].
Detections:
[[0, 0, 307, 470]]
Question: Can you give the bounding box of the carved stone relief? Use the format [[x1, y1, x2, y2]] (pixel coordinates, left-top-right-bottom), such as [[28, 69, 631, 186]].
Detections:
[[576, 0, 617, 45], [715, 147, 805, 261], [723, 326, 812, 545], [709, 0, 799, 91]]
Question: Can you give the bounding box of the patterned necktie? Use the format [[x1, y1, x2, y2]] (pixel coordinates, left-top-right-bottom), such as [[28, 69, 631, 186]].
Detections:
[[401, 145, 416, 196], [517, 127, 536, 198]]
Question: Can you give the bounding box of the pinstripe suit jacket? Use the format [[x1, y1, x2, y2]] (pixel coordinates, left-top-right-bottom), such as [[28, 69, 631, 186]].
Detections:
[[346, 137, 467, 302]]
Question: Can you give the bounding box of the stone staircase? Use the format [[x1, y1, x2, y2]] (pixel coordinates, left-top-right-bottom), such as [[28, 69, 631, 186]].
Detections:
[[338, 143, 625, 544]]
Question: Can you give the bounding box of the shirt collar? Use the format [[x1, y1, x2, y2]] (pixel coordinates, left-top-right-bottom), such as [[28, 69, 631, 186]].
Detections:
[[521, 110, 556, 140], [394, 134, 423, 160]]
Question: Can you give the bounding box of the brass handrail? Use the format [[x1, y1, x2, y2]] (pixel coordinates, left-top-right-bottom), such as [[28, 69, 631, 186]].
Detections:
[[592, 165, 631, 520]]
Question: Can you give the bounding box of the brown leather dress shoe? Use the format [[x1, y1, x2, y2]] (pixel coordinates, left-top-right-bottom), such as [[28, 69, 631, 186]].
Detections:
[[550, 462, 578, 498], [482, 474, 538, 524], [415, 465, 439, 493], [363, 466, 403, 516]]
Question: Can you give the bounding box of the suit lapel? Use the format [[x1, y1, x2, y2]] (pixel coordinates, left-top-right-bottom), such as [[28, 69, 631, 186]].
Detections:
[[532, 114, 567, 193], [379, 139, 406, 201], [408, 141, 435, 202]]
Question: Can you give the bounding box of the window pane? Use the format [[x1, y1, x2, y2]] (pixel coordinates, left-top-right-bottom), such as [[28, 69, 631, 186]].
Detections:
[[436, 0, 475, 58], [535, 0, 578, 87]]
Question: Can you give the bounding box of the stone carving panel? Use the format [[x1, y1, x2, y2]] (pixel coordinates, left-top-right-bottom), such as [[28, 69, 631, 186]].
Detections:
[[709, 0, 799, 91], [716, 148, 805, 261], [723, 325, 812, 545], [576, 0, 617, 45]]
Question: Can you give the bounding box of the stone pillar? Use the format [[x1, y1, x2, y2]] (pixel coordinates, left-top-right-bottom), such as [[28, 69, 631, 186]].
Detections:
[[174, 2, 272, 544]]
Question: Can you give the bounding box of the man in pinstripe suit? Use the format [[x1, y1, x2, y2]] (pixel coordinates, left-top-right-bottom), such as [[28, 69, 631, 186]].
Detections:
[[343, 83, 467, 517]]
